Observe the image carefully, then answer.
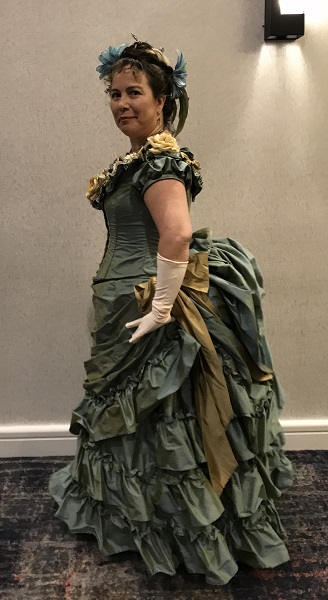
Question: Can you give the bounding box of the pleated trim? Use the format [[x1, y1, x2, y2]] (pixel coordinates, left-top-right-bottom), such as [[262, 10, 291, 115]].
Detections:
[[50, 395, 293, 583], [72, 332, 200, 440], [81, 324, 200, 413], [131, 151, 203, 200], [72, 435, 290, 516], [50, 454, 291, 585]]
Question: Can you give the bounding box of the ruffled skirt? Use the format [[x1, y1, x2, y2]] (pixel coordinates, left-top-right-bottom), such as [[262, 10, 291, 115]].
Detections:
[[49, 230, 293, 585]]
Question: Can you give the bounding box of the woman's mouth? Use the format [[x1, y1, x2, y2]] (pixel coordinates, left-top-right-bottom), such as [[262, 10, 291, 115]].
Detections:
[[119, 116, 135, 123]]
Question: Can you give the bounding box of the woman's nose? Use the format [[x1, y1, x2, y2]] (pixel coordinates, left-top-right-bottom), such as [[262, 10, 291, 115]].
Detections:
[[118, 94, 129, 111]]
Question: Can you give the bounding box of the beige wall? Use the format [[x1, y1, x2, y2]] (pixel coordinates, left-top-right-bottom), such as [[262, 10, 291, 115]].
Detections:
[[1, 0, 328, 425]]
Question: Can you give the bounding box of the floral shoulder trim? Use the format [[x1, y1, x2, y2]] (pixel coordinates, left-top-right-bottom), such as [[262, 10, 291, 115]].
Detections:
[[86, 131, 201, 207], [146, 132, 180, 155], [146, 133, 201, 174]]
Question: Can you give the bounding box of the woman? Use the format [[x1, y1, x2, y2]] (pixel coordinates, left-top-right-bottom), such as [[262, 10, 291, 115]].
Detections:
[[49, 40, 293, 586]]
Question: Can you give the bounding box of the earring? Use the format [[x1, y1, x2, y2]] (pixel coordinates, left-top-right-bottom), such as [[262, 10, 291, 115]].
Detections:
[[157, 113, 161, 124]]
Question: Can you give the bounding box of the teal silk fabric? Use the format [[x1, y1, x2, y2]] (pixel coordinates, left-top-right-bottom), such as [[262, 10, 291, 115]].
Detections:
[[49, 146, 293, 585]]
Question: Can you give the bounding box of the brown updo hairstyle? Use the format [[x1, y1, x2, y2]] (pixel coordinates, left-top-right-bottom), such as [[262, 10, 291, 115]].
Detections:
[[103, 42, 178, 132]]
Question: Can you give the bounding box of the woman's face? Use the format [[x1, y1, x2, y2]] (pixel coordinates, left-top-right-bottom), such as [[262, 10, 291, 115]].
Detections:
[[110, 67, 165, 148]]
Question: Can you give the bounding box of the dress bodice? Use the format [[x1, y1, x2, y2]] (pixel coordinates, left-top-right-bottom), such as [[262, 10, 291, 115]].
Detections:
[[94, 168, 160, 282], [87, 133, 203, 286]]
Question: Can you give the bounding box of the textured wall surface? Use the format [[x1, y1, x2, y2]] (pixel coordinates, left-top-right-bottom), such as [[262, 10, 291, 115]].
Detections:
[[1, 0, 328, 425]]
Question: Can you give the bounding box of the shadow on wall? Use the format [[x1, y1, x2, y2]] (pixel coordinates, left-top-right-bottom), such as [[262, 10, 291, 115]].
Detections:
[[239, 0, 266, 53]]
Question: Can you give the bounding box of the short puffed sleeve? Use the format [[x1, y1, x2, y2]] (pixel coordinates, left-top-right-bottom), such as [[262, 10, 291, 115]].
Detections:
[[132, 147, 203, 201]]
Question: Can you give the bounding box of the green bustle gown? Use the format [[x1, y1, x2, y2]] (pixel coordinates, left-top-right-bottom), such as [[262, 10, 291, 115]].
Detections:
[[49, 137, 293, 586]]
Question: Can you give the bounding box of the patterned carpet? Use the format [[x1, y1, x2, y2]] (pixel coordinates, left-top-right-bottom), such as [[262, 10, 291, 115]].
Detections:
[[0, 450, 327, 600]]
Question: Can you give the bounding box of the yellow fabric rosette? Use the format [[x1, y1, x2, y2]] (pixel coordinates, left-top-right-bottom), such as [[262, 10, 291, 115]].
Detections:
[[147, 132, 180, 155]]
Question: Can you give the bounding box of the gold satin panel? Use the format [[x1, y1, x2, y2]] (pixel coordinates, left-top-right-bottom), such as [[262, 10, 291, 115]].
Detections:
[[134, 252, 240, 495]]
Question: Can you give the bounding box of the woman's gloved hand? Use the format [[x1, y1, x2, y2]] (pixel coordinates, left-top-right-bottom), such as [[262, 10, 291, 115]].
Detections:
[[125, 252, 188, 344], [125, 311, 174, 344]]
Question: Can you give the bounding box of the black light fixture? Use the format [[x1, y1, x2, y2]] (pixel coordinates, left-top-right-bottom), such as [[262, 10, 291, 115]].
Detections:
[[264, 0, 305, 40]]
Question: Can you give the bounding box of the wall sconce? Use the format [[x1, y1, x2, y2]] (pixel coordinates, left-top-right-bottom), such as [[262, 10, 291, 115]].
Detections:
[[264, 0, 305, 40]]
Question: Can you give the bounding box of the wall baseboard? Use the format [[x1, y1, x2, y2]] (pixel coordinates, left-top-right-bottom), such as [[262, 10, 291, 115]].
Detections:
[[0, 420, 328, 458]]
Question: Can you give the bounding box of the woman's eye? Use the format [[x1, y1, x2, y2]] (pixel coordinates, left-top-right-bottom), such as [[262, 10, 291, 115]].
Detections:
[[110, 92, 120, 99], [130, 90, 140, 96]]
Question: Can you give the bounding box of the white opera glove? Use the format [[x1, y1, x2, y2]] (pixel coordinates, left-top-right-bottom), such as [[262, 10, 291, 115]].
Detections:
[[125, 252, 188, 344]]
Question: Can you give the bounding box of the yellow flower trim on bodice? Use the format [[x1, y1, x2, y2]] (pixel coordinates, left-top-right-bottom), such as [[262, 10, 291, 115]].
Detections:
[[86, 132, 200, 204], [86, 169, 111, 203], [147, 132, 180, 154]]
